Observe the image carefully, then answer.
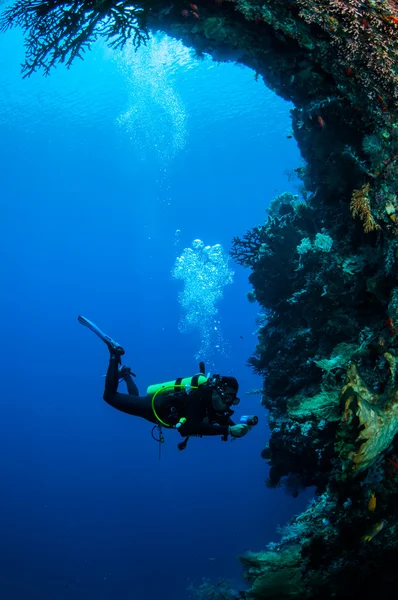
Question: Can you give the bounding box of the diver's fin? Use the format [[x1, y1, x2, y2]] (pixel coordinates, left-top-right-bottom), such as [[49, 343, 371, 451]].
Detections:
[[77, 315, 125, 355]]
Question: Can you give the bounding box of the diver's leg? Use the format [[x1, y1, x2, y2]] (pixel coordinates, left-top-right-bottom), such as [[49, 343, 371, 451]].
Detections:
[[103, 390, 156, 423], [124, 374, 139, 397], [103, 357, 155, 422], [104, 392, 156, 422], [104, 355, 120, 396]]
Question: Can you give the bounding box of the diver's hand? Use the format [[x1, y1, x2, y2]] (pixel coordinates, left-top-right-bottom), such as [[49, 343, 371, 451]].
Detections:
[[118, 366, 136, 379], [229, 424, 251, 438]]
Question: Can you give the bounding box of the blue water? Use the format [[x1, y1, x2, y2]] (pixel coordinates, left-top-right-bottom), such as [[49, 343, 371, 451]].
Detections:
[[0, 29, 310, 600]]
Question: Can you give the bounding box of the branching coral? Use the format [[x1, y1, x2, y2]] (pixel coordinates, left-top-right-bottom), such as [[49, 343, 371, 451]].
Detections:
[[337, 363, 398, 473], [188, 577, 238, 600], [295, 0, 398, 103], [230, 226, 268, 267], [350, 183, 380, 233], [0, 0, 150, 76]]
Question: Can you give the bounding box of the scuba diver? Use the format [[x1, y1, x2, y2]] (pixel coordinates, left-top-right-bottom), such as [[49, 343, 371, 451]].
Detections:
[[78, 315, 256, 450]]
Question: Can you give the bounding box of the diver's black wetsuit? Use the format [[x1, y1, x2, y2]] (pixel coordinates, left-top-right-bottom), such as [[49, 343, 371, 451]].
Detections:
[[103, 356, 235, 438]]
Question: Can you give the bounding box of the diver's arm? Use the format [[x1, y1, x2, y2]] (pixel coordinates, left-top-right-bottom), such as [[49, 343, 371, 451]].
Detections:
[[192, 413, 234, 436], [184, 423, 229, 435], [182, 421, 229, 437]]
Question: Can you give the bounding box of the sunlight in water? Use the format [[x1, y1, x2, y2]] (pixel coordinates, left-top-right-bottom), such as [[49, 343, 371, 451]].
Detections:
[[172, 239, 234, 367], [115, 34, 191, 166]]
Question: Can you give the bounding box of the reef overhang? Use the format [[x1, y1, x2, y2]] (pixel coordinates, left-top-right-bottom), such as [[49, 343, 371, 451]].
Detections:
[[3, 1, 398, 598]]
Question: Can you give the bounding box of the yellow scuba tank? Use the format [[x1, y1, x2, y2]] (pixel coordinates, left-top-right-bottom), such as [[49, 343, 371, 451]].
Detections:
[[147, 374, 208, 397], [148, 373, 208, 428]]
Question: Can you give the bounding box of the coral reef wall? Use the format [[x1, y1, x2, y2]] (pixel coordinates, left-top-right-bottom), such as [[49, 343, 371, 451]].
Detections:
[[2, 0, 398, 597]]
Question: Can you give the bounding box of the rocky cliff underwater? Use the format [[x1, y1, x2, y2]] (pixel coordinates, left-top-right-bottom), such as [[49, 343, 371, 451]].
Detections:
[[2, 0, 398, 597]]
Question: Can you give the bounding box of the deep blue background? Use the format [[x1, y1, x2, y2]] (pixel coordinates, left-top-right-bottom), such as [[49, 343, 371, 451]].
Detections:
[[0, 29, 311, 599]]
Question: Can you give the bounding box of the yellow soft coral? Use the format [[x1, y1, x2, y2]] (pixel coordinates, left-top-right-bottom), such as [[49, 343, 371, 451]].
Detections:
[[337, 363, 398, 473], [350, 184, 380, 233]]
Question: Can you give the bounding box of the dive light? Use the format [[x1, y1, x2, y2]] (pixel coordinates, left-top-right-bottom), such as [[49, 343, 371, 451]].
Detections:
[[240, 415, 259, 427]]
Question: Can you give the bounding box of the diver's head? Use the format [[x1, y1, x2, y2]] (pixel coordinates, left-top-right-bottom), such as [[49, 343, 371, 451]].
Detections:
[[210, 375, 240, 411]]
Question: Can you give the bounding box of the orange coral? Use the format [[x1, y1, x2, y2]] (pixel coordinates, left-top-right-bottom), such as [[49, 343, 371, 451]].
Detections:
[[350, 183, 380, 233]]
